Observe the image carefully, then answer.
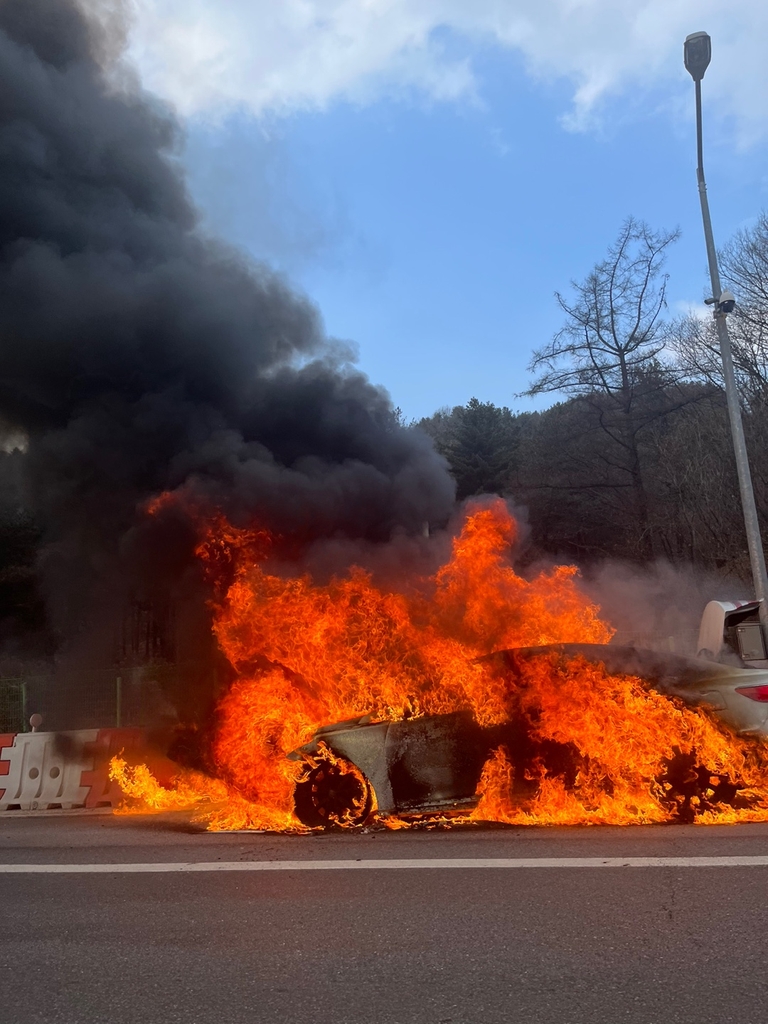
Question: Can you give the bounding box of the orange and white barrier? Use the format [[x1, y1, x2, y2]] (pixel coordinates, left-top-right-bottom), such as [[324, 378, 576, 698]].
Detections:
[[0, 728, 145, 811]]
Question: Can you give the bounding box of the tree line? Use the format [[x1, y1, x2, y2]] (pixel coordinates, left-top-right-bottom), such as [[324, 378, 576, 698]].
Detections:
[[418, 213, 768, 579]]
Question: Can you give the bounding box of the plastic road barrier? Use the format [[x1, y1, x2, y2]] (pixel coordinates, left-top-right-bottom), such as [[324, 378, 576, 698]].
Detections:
[[0, 728, 145, 811]]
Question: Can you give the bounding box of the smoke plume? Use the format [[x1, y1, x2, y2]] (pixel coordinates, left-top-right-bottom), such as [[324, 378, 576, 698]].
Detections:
[[0, 0, 455, 653], [580, 560, 749, 656]]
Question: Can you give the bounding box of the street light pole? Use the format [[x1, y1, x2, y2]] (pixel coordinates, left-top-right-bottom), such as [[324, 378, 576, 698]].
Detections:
[[684, 31, 768, 637]]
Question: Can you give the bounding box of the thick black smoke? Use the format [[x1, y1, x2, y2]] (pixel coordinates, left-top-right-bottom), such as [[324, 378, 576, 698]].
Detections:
[[0, 0, 455, 653]]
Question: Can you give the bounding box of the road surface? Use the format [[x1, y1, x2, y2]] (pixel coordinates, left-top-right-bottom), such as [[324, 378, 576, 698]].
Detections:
[[2, 812, 767, 1023]]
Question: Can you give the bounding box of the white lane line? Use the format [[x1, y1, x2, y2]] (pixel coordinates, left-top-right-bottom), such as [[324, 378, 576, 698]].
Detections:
[[2, 856, 768, 873]]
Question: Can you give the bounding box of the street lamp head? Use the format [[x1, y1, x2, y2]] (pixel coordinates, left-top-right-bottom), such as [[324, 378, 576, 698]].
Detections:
[[684, 31, 711, 82]]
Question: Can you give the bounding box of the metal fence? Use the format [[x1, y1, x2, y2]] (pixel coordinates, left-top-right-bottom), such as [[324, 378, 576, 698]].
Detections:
[[0, 678, 26, 733], [0, 665, 183, 734]]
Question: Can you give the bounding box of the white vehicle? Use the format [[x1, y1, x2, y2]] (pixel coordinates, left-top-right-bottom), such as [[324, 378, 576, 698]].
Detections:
[[697, 600, 766, 664]]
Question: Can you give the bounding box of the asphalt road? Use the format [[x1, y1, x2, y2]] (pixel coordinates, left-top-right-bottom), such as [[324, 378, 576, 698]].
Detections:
[[2, 814, 768, 1024]]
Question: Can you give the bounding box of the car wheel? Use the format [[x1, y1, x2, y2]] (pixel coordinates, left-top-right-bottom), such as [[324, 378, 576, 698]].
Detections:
[[294, 755, 374, 828]]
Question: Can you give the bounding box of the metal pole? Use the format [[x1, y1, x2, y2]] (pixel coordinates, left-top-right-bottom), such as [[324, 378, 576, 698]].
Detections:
[[694, 80, 768, 634]]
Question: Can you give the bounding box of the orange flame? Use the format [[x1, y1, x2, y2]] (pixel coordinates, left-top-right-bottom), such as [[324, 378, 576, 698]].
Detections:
[[108, 756, 227, 813], [111, 498, 768, 829]]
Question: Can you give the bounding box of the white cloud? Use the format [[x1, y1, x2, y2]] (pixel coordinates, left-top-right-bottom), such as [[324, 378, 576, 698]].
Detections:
[[117, 0, 768, 142]]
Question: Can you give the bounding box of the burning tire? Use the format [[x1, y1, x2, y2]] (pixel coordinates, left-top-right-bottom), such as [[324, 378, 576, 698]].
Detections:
[[294, 756, 374, 828]]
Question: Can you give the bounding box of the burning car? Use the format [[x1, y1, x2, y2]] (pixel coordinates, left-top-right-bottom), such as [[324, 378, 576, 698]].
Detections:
[[107, 503, 768, 831], [289, 643, 768, 828]]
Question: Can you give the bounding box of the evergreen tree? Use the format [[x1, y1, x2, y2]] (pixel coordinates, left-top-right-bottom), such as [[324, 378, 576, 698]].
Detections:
[[419, 398, 519, 499]]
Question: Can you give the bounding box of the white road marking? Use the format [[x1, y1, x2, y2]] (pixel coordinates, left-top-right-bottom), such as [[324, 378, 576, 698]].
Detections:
[[2, 856, 768, 873]]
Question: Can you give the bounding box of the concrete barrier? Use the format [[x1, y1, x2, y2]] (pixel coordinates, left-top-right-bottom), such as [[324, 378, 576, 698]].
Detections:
[[0, 728, 147, 811]]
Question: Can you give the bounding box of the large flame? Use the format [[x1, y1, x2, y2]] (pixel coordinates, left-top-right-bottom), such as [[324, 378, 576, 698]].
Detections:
[[111, 499, 768, 829]]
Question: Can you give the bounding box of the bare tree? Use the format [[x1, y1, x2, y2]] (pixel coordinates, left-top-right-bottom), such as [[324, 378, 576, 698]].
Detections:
[[523, 217, 680, 556], [720, 211, 768, 405], [673, 212, 768, 406], [722, 212, 768, 309], [526, 218, 678, 397]]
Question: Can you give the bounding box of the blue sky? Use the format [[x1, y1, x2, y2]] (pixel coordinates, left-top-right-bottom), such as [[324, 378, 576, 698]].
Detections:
[[123, 2, 768, 420]]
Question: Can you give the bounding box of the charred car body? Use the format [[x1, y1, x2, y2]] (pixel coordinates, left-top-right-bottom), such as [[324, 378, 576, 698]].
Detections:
[[289, 711, 489, 827]]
